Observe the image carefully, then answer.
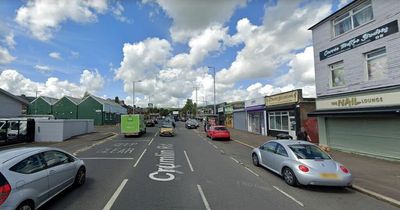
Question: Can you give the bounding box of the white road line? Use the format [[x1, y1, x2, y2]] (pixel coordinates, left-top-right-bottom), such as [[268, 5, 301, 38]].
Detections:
[[273, 186, 304, 207], [80, 157, 134, 160], [197, 184, 211, 210], [184, 150, 194, 172], [154, 132, 158, 137], [244, 167, 259, 177], [73, 134, 117, 156], [103, 179, 128, 210], [212, 144, 218, 149], [134, 149, 147, 167], [232, 139, 256, 149], [230, 157, 240, 164], [148, 138, 154, 146]]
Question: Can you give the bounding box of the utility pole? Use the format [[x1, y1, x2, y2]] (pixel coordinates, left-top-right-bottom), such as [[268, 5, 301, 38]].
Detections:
[[132, 80, 142, 114], [208, 66, 216, 115], [35, 90, 40, 115]]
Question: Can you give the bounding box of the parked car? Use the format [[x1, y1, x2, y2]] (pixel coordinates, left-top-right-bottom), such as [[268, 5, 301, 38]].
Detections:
[[0, 147, 86, 210], [185, 119, 199, 129], [207, 126, 230, 140], [251, 140, 352, 187], [159, 123, 175, 137], [145, 119, 155, 127]]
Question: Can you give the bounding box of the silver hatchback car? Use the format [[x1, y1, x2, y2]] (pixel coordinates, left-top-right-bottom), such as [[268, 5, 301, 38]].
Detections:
[[0, 147, 86, 210], [252, 140, 352, 187]]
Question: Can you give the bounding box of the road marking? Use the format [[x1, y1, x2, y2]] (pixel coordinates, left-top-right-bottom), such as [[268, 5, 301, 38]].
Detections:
[[212, 144, 218, 149], [197, 184, 211, 210], [273, 186, 304, 207], [73, 134, 117, 156], [134, 148, 147, 167], [230, 157, 240, 164], [232, 139, 256, 149], [103, 179, 128, 210], [148, 138, 155, 146], [80, 157, 134, 160], [184, 150, 194, 172], [154, 132, 158, 137], [244, 167, 259, 177]]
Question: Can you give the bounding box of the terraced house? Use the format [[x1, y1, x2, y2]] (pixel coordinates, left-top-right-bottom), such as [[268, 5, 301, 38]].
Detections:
[[309, 0, 400, 159]]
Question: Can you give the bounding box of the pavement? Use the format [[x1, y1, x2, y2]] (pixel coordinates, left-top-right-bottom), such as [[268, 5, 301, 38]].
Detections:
[[227, 127, 400, 207]]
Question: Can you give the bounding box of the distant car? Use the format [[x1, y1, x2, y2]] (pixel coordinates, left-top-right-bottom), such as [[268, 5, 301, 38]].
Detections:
[[207, 126, 230, 140], [145, 120, 155, 127], [251, 140, 352, 187], [0, 147, 86, 210], [185, 119, 199, 129], [159, 123, 175, 137]]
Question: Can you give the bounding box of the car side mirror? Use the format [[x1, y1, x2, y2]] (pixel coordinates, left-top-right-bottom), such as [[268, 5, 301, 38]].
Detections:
[[259, 145, 264, 150]]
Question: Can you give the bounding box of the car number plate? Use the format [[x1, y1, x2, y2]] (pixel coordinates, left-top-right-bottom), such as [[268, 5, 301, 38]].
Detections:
[[320, 173, 338, 179]]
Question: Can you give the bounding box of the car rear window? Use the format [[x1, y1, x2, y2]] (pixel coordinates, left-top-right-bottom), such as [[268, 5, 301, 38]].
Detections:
[[162, 124, 173, 128], [0, 173, 8, 186], [289, 144, 331, 160], [214, 127, 226, 130]]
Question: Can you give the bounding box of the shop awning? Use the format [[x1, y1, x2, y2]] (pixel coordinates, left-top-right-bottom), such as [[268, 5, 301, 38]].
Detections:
[[308, 106, 400, 117]]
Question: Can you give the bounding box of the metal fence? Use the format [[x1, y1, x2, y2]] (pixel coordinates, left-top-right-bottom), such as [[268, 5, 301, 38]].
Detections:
[[0, 119, 35, 146]]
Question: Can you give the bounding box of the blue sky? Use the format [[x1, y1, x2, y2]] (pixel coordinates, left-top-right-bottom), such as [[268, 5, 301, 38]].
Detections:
[[0, 0, 349, 108]]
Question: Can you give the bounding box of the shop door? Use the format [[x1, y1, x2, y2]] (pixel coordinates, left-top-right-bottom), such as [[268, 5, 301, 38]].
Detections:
[[326, 117, 400, 159], [252, 114, 261, 134], [289, 116, 296, 139]]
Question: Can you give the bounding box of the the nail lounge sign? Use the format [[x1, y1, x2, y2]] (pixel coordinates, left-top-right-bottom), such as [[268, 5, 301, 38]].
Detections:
[[319, 20, 399, 61]]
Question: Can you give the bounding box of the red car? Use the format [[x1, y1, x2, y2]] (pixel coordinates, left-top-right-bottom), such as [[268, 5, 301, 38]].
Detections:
[[207, 126, 230, 140]]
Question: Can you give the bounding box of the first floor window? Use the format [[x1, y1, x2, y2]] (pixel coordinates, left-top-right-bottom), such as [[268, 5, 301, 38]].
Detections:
[[329, 61, 345, 87], [365, 47, 387, 81]]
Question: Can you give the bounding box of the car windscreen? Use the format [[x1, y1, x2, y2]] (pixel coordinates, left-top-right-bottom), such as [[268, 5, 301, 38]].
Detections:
[[214, 127, 226, 131], [289, 144, 331, 160], [161, 124, 173, 128]]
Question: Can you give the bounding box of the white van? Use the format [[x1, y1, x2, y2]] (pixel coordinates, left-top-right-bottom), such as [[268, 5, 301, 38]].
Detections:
[[5, 119, 27, 140]]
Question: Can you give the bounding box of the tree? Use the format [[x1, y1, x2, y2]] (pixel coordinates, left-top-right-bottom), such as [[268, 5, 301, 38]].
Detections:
[[115, 96, 120, 104], [83, 91, 90, 98], [182, 99, 196, 118]]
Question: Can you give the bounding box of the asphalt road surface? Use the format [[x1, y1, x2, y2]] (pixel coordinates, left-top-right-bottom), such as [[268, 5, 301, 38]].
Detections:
[[41, 122, 398, 210]]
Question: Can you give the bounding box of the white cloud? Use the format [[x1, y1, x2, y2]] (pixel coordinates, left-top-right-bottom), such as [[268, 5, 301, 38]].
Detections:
[[0, 69, 105, 98], [111, 1, 131, 23], [217, 1, 331, 84], [144, 0, 246, 42], [49, 52, 62, 60], [34, 65, 52, 73], [70, 51, 79, 58], [80, 69, 105, 93], [0, 47, 16, 64], [3, 32, 16, 49], [15, 0, 108, 41]]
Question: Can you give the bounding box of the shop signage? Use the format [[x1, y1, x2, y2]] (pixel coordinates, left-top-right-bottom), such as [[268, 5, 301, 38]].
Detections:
[[218, 107, 224, 113], [266, 90, 299, 106], [316, 89, 400, 110], [245, 97, 264, 108], [232, 102, 245, 109], [225, 106, 233, 114], [319, 20, 399, 61]]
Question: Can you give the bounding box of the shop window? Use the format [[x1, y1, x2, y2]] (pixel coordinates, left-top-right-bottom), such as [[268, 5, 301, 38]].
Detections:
[[269, 112, 291, 131], [365, 47, 387, 81], [333, 0, 373, 37], [329, 61, 345, 87]]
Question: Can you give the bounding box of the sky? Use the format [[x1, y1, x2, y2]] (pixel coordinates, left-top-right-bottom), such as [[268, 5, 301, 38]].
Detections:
[[0, 0, 352, 108]]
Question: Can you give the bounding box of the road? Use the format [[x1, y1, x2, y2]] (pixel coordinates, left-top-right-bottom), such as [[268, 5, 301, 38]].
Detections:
[[40, 122, 398, 210]]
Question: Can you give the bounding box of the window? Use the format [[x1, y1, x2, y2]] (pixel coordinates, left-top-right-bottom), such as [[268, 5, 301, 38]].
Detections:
[[333, 0, 373, 36], [276, 144, 288, 157], [43, 151, 71, 168], [269, 112, 292, 131], [263, 142, 277, 153], [365, 47, 387, 80], [10, 154, 46, 174], [329, 61, 345, 87], [289, 145, 331, 160]]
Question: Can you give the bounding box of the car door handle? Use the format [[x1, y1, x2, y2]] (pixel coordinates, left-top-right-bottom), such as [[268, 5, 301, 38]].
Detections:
[[49, 170, 56, 175]]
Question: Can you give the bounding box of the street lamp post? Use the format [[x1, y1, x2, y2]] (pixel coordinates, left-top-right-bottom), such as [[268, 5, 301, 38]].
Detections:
[[208, 66, 216, 115], [35, 90, 41, 115], [132, 80, 142, 114]]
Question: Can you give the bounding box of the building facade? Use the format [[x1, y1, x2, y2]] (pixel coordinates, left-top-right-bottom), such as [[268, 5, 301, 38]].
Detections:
[[53, 96, 82, 119], [29, 96, 58, 115], [232, 101, 246, 131], [245, 97, 267, 135], [266, 90, 317, 141], [309, 0, 400, 159], [78, 95, 127, 125], [0, 88, 29, 118]]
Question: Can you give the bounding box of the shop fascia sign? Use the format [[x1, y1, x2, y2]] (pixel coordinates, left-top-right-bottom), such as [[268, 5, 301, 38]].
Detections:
[[266, 90, 299, 106], [319, 20, 399, 61], [245, 97, 265, 108], [218, 107, 224, 113], [316, 89, 400, 110], [225, 106, 234, 114]]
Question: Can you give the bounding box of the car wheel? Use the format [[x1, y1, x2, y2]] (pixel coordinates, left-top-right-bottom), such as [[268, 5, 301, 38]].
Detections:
[[252, 153, 260, 166], [282, 167, 298, 186], [17, 201, 34, 210], [74, 167, 86, 187]]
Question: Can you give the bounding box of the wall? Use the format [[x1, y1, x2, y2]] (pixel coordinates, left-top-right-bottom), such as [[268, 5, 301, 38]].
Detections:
[[0, 94, 22, 118], [53, 97, 78, 119], [29, 98, 52, 115], [78, 97, 103, 125], [312, 0, 400, 97], [35, 119, 94, 142]]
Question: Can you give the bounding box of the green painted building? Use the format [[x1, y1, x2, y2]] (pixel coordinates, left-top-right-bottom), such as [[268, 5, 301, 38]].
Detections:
[[78, 95, 127, 125], [29, 96, 58, 115], [53, 96, 82, 119]]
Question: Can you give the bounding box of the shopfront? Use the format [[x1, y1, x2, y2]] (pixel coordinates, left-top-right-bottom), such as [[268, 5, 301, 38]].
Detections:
[[266, 90, 317, 141], [310, 88, 400, 159], [245, 97, 267, 135], [232, 102, 246, 131], [224, 105, 233, 128]]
